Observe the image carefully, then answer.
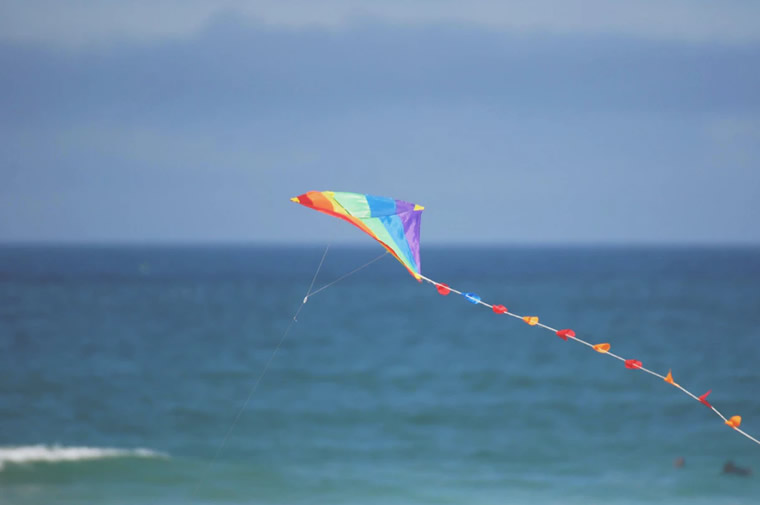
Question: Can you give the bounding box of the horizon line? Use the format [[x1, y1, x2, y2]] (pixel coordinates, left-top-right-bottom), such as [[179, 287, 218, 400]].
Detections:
[[2, 239, 759, 248]]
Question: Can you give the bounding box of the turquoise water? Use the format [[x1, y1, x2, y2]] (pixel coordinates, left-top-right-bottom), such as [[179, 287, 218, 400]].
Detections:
[[1, 245, 759, 504]]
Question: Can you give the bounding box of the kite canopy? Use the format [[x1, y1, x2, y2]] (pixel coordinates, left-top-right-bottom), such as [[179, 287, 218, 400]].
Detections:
[[291, 191, 424, 280]]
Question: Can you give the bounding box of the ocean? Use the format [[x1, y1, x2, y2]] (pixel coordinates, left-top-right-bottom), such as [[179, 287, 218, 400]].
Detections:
[[1, 244, 759, 504]]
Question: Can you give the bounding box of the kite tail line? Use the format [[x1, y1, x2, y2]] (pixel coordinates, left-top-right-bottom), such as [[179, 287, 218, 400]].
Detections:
[[290, 191, 758, 448], [417, 274, 760, 447]]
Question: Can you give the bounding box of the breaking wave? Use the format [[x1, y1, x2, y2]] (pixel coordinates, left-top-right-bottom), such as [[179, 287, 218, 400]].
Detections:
[[0, 444, 168, 470]]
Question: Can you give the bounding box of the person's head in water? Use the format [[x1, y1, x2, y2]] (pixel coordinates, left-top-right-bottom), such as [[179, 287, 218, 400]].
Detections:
[[674, 457, 685, 469], [722, 460, 751, 476]]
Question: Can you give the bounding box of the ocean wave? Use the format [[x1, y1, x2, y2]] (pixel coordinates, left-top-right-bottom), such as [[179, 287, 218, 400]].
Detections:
[[0, 444, 168, 470]]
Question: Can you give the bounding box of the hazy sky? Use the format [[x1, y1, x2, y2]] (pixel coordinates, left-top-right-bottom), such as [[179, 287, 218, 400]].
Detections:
[[1, 1, 759, 244]]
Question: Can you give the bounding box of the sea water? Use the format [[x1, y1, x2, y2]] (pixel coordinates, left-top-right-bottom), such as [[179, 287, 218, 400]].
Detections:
[[1, 245, 759, 504]]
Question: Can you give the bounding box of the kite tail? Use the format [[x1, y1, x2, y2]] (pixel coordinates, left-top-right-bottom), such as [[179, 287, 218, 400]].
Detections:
[[417, 274, 760, 448]]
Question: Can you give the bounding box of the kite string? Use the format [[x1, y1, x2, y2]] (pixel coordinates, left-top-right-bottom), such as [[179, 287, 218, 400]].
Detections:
[[193, 244, 331, 495], [195, 245, 393, 495], [220, 244, 331, 438], [417, 273, 760, 447]]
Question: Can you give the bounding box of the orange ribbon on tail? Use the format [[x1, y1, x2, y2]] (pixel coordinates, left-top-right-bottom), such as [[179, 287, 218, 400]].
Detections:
[[523, 316, 539, 326], [664, 370, 679, 387], [593, 343, 611, 353], [726, 416, 742, 429]]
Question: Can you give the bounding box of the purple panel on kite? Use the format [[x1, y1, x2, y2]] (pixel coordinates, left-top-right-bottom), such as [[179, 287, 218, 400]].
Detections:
[[394, 200, 414, 214], [399, 207, 422, 273]]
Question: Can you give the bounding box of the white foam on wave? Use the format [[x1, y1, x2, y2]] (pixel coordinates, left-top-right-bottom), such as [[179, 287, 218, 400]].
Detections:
[[0, 444, 169, 470]]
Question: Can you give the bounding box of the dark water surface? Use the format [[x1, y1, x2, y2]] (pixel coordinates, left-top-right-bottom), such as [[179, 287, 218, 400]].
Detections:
[[1, 245, 759, 504]]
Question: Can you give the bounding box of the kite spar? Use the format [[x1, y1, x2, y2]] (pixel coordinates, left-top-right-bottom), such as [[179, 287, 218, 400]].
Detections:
[[291, 190, 759, 447]]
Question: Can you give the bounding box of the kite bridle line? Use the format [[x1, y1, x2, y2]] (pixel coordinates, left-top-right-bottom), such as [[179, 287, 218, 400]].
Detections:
[[304, 251, 389, 301], [416, 273, 760, 447]]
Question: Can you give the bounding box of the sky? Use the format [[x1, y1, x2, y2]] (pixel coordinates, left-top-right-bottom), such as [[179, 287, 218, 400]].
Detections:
[[1, 1, 759, 244]]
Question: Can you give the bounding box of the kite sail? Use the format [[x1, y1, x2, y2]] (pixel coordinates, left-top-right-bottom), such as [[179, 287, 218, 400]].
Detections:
[[291, 190, 759, 448], [291, 191, 423, 280]]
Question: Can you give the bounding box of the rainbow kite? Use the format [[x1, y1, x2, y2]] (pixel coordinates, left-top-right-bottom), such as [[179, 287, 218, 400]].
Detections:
[[291, 190, 759, 447], [291, 191, 423, 279]]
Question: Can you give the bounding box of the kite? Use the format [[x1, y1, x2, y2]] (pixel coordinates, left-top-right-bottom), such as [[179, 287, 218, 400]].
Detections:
[[290, 191, 422, 280], [291, 190, 759, 447]]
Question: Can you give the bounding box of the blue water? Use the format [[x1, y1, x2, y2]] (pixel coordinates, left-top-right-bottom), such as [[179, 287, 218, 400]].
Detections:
[[1, 245, 759, 504]]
